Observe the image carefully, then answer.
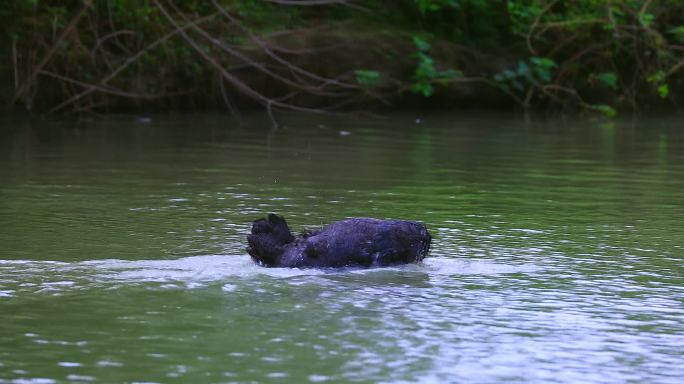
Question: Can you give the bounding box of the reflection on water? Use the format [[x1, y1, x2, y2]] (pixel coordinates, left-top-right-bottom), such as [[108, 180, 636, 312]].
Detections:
[[1, 113, 683, 383]]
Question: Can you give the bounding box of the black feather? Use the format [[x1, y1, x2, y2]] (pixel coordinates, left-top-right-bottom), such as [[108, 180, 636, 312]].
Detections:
[[246, 214, 431, 268]]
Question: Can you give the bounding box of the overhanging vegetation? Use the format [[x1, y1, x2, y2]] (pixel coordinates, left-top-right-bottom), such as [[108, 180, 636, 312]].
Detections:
[[2, 0, 684, 117]]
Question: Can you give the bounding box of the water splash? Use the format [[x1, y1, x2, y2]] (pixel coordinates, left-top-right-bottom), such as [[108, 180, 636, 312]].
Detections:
[[0, 255, 536, 296]]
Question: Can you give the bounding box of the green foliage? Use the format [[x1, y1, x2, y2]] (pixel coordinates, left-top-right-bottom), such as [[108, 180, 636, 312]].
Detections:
[[411, 36, 461, 97], [415, 0, 458, 14], [591, 73, 619, 90], [639, 12, 655, 28], [412, 36, 432, 52], [508, 2, 545, 35], [3, 0, 684, 114], [529, 57, 556, 82], [669, 26, 684, 42], [591, 104, 617, 117], [647, 70, 670, 99], [355, 70, 382, 87], [413, 53, 437, 96], [658, 84, 669, 99], [492, 57, 556, 98], [647, 71, 666, 84]]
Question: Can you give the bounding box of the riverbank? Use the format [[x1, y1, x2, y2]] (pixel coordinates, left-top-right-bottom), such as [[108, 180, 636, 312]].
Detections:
[[2, 1, 684, 117]]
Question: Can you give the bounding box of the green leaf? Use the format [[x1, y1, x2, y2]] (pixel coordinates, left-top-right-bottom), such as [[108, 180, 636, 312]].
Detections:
[[417, 52, 434, 66], [669, 26, 684, 43], [658, 84, 669, 99], [412, 36, 431, 51], [534, 68, 551, 82], [437, 69, 461, 79], [412, 82, 434, 97], [415, 0, 458, 14], [595, 72, 618, 90], [591, 104, 617, 117], [527, 57, 556, 82], [530, 57, 556, 69], [354, 70, 381, 86], [502, 69, 516, 79], [640, 13, 655, 28], [647, 70, 666, 84], [415, 0, 431, 14], [516, 61, 530, 76]]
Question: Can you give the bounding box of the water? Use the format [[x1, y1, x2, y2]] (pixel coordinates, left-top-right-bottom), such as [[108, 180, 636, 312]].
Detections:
[[1, 113, 683, 383]]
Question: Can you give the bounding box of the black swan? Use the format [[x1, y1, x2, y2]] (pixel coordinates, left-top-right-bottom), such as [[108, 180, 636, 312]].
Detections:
[[247, 214, 431, 268]]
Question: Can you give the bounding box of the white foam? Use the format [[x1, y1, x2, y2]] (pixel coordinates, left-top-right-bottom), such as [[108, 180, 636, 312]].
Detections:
[[82, 255, 324, 282], [0, 255, 537, 296]]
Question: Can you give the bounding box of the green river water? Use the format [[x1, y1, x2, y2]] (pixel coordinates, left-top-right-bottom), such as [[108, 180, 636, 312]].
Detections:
[[1, 113, 683, 383]]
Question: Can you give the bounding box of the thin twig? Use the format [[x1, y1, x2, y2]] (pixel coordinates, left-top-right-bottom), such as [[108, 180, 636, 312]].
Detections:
[[212, 0, 357, 90], [14, 0, 93, 108], [167, 1, 349, 97], [526, 0, 558, 55], [154, 0, 339, 117], [535, 18, 605, 39], [91, 30, 135, 57], [639, 0, 654, 17], [12, 39, 19, 90], [40, 70, 160, 99], [47, 13, 217, 114], [218, 75, 240, 119], [263, 0, 371, 13]]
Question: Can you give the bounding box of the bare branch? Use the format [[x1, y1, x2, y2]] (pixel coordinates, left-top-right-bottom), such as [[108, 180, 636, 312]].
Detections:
[[47, 13, 218, 114], [14, 0, 93, 109], [526, 0, 559, 55], [211, 0, 357, 90], [154, 0, 337, 116], [219, 75, 240, 119], [666, 55, 684, 76], [262, 0, 371, 12], [265, 0, 351, 5], [91, 30, 135, 57], [40, 70, 160, 99], [165, 1, 351, 96]]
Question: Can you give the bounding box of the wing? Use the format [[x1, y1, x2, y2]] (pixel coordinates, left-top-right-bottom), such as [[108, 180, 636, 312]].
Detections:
[[369, 230, 411, 266]]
